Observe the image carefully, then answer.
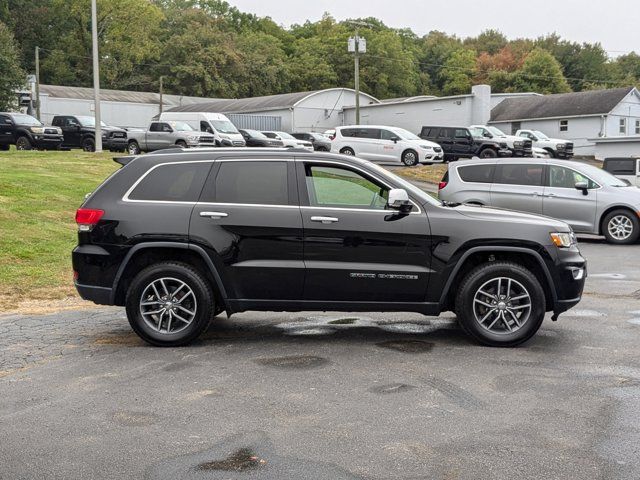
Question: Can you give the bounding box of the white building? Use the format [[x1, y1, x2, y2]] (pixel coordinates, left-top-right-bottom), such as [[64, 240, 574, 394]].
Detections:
[[489, 87, 640, 157], [162, 88, 379, 133], [342, 85, 538, 133]]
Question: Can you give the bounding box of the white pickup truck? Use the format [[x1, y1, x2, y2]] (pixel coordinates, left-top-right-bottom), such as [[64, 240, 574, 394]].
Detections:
[[603, 157, 640, 186], [469, 125, 533, 157], [126, 121, 215, 154], [515, 129, 573, 159]]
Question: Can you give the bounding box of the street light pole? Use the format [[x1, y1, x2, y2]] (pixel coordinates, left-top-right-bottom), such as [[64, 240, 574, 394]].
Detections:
[[91, 0, 102, 152], [354, 30, 360, 125], [35, 46, 41, 121]]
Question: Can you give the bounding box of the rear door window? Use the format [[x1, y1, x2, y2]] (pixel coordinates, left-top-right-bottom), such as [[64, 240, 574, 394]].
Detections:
[[204, 161, 289, 205], [355, 128, 381, 139], [128, 162, 212, 202], [458, 164, 495, 183], [437, 128, 453, 139], [494, 164, 544, 186]]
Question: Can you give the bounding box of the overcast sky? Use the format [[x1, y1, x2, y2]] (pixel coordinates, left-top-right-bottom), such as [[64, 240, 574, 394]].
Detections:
[[229, 0, 638, 56]]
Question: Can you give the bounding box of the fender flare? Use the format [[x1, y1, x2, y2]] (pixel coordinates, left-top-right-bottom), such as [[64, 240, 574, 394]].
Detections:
[[438, 245, 557, 307], [109, 242, 228, 305]]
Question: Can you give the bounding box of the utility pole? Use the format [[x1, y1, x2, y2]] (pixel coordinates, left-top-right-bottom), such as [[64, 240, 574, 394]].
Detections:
[[159, 76, 164, 115], [91, 0, 102, 152], [35, 46, 41, 121], [354, 30, 360, 124]]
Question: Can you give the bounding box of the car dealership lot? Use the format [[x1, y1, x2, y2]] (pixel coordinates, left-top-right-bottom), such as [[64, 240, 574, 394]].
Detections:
[[0, 239, 639, 480]]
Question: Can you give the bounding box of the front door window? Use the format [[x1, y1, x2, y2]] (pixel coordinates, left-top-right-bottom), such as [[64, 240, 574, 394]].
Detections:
[[305, 165, 388, 210]]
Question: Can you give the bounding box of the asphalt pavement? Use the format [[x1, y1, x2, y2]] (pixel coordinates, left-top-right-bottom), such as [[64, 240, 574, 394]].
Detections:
[[1, 237, 639, 480]]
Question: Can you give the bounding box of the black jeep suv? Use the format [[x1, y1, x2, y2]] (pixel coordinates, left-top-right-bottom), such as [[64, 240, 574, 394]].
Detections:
[[52, 115, 127, 152], [0, 112, 64, 150], [73, 148, 586, 347], [419, 126, 511, 161]]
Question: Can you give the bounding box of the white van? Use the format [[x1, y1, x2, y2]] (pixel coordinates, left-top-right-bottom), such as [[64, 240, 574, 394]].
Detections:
[[331, 125, 444, 166], [158, 112, 245, 146]]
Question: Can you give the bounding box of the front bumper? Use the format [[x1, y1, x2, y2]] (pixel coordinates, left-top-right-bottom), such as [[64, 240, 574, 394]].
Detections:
[[423, 152, 444, 162], [548, 245, 587, 315], [32, 134, 64, 149], [510, 147, 534, 157], [104, 137, 127, 151], [497, 148, 513, 157]]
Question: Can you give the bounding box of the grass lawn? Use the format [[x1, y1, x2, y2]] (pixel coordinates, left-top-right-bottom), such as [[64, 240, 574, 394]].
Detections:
[[394, 164, 447, 184], [0, 149, 118, 310]]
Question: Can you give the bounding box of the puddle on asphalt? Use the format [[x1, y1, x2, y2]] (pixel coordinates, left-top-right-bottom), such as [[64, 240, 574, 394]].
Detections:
[[197, 448, 266, 472], [254, 355, 329, 369], [376, 340, 434, 353], [369, 383, 417, 394]]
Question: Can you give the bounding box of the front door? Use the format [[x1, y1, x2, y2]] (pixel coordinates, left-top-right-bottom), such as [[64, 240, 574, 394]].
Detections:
[[189, 159, 304, 301], [298, 160, 431, 302], [379, 128, 401, 161], [453, 128, 474, 157], [543, 164, 597, 232], [490, 163, 545, 214], [63, 117, 82, 147]]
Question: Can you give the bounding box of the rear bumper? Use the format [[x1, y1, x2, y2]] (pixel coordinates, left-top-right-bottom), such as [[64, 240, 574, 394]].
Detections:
[[75, 282, 113, 305]]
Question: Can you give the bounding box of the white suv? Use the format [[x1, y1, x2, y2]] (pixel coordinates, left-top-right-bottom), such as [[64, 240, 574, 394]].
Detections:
[[331, 125, 444, 166]]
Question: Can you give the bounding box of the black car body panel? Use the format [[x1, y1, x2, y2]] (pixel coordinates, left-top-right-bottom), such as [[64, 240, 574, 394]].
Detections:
[[420, 125, 511, 160], [0, 112, 63, 149], [73, 149, 586, 323], [239, 129, 284, 147]]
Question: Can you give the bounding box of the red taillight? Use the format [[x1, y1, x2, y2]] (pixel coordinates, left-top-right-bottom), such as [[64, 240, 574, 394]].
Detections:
[[75, 208, 104, 231], [438, 181, 448, 190]]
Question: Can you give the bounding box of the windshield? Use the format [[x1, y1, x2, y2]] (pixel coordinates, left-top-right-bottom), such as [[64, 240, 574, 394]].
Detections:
[[534, 130, 549, 140], [76, 116, 107, 128], [487, 126, 507, 137], [11, 114, 41, 126], [469, 127, 485, 137], [169, 121, 194, 132], [245, 129, 267, 139], [366, 161, 441, 206], [275, 131, 296, 140], [210, 120, 238, 134], [578, 163, 629, 187], [391, 127, 421, 141]]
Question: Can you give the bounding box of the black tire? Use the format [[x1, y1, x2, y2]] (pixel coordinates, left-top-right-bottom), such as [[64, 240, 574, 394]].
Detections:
[[455, 261, 546, 347], [16, 136, 32, 151], [82, 137, 95, 152], [125, 262, 215, 347], [479, 148, 498, 158], [176, 140, 187, 149], [401, 149, 419, 166], [128, 141, 141, 155], [544, 148, 556, 158], [316, 146, 328, 152], [340, 147, 355, 156], [602, 209, 640, 245]]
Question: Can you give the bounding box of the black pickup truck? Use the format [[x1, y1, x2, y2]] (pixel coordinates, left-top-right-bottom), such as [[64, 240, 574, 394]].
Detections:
[[52, 115, 127, 152], [419, 125, 511, 161], [0, 112, 63, 150]]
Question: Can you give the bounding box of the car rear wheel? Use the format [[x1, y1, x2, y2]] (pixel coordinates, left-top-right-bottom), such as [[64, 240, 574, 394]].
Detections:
[[82, 137, 95, 152], [128, 141, 141, 155], [16, 136, 32, 150], [125, 262, 215, 347], [455, 261, 545, 347], [340, 147, 355, 156], [479, 148, 497, 158], [602, 209, 639, 244], [401, 149, 418, 166]]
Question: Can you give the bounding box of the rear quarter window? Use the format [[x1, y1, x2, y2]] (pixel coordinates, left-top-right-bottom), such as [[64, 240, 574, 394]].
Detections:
[[128, 162, 212, 202], [458, 164, 495, 183]]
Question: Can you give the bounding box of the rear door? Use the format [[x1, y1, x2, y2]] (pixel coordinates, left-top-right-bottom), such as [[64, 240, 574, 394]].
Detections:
[[297, 159, 431, 302], [543, 164, 597, 232], [436, 128, 454, 156], [453, 128, 474, 157], [490, 162, 545, 214], [354, 128, 381, 160], [190, 158, 304, 300]]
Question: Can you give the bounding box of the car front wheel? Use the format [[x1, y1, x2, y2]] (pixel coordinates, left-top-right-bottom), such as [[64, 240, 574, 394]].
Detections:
[[455, 261, 546, 347], [125, 262, 215, 346], [128, 141, 141, 155], [402, 149, 418, 166], [82, 137, 95, 152], [602, 209, 639, 244], [16, 136, 32, 150]]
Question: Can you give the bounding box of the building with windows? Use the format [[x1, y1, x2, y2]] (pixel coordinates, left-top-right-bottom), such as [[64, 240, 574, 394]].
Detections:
[[489, 87, 640, 157]]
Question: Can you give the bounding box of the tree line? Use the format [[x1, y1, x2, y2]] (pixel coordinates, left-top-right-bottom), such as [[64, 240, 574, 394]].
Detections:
[[1, 0, 639, 111]]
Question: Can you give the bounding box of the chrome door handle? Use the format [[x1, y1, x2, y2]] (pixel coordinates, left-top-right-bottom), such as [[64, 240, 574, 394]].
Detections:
[[311, 216, 339, 224], [200, 211, 228, 219]]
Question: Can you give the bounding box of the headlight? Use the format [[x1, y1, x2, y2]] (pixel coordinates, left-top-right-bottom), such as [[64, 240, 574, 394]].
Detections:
[[550, 232, 574, 248], [420, 145, 433, 150], [187, 135, 199, 141], [102, 133, 108, 138], [557, 143, 566, 149], [30, 126, 44, 134], [514, 141, 523, 147]]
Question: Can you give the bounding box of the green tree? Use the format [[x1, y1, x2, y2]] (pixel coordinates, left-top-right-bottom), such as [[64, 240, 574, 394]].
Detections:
[[514, 48, 571, 94], [465, 29, 508, 55], [288, 36, 337, 91], [440, 48, 476, 95], [0, 21, 25, 110]]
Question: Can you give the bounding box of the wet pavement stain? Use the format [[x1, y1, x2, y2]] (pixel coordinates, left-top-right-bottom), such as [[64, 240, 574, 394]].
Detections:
[[376, 340, 434, 353], [198, 448, 266, 472], [254, 355, 329, 369], [162, 361, 195, 372], [369, 383, 416, 395]]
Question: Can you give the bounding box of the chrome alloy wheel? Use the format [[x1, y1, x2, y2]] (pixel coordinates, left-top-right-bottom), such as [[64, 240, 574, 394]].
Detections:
[[607, 215, 633, 241], [472, 277, 531, 334], [139, 277, 197, 334]]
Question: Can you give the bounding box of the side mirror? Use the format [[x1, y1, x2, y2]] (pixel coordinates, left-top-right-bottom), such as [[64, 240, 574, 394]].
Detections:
[[483, 132, 492, 138], [575, 181, 589, 195], [390, 136, 400, 143], [387, 188, 412, 213]]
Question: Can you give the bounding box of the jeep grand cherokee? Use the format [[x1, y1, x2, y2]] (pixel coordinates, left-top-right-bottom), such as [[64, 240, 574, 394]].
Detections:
[[72, 148, 586, 347]]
